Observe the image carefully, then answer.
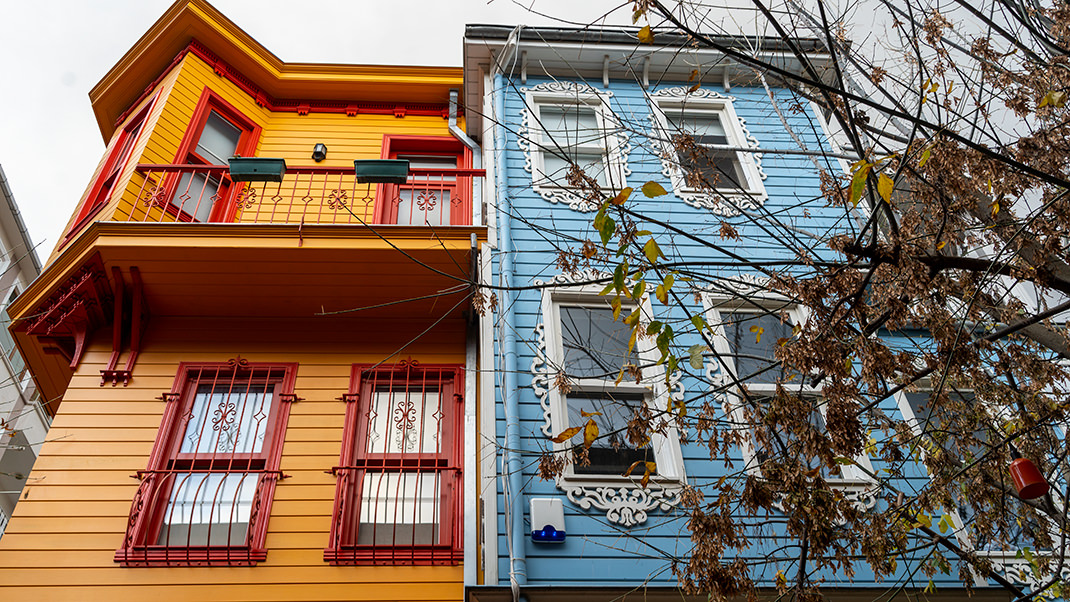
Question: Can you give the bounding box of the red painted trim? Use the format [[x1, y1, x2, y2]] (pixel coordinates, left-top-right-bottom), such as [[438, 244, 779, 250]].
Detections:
[[115, 361, 298, 567], [114, 39, 457, 129], [374, 135, 472, 226], [65, 92, 159, 244], [162, 87, 263, 223], [325, 362, 464, 565]]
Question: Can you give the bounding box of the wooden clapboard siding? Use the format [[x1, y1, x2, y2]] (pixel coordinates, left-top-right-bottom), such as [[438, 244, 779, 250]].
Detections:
[[0, 315, 465, 598]]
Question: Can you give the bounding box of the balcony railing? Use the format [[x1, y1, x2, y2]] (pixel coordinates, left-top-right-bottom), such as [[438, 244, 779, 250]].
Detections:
[[121, 164, 484, 227]]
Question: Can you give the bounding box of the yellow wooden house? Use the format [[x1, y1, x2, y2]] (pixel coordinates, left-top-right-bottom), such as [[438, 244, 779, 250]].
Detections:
[[0, 0, 483, 598]]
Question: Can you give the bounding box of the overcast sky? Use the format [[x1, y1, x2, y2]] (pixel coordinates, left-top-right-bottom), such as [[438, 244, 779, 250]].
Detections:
[[0, 0, 643, 258]]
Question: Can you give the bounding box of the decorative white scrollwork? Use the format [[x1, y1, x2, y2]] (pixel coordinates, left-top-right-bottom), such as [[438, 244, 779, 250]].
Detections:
[[648, 86, 767, 216], [565, 485, 683, 527], [518, 81, 632, 213]]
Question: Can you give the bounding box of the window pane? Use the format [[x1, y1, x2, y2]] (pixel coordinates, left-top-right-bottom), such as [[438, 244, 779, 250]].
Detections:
[[397, 154, 458, 181], [679, 149, 746, 190], [175, 172, 219, 222], [567, 392, 653, 475], [542, 151, 608, 187], [668, 112, 729, 145], [560, 306, 635, 379], [366, 388, 442, 455], [539, 105, 602, 147], [195, 111, 242, 165], [156, 472, 256, 546], [395, 188, 450, 226], [358, 472, 440, 545], [180, 383, 273, 455], [723, 310, 793, 383]]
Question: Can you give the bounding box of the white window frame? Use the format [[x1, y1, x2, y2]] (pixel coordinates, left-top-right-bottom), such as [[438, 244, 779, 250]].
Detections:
[[519, 82, 630, 213], [541, 287, 686, 489], [894, 383, 1062, 564], [649, 88, 767, 215], [702, 291, 875, 490]]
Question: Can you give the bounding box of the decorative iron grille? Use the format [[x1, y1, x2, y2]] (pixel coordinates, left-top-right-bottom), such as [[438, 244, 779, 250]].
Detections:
[[115, 360, 298, 566], [326, 360, 463, 565]]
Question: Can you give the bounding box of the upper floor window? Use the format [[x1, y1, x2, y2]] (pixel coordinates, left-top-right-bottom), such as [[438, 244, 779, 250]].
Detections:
[[65, 95, 156, 241], [326, 362, 464, 564], [374, 135, 471, 227], [649, 87, 766, 215], [169, 89, 261, 223], [703, 292, 873, 486], [0, 287, 26, 387], [519, 82, 631, 212], [541, 287, 685, 489], [895, 384, 1058, 554], [115, 361, 297, 566]]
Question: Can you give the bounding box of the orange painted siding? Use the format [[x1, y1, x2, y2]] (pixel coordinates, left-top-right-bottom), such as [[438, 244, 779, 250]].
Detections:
[[0, 316, 466, 599]]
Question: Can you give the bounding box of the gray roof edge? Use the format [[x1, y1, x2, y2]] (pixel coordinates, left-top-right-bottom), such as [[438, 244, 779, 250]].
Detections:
[[0, 165, 43, 276], [463, 23, 828, 54]]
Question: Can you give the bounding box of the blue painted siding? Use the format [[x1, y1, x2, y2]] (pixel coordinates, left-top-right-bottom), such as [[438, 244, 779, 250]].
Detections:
[[486, 74, 981, 591]]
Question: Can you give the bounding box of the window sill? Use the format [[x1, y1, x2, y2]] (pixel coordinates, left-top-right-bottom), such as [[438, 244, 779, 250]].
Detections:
[[324, 545, 462, 566], [114, 545, 267, 567]]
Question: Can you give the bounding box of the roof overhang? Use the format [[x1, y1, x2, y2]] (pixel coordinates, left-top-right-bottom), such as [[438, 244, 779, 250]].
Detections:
[[462, 24, 833, 138], [91, 0, 463, 140]]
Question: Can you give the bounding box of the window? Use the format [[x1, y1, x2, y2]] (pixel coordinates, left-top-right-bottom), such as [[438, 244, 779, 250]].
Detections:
[[115, 361, 297, 566], [65, 95, 156, 241], [649, 89, 766, 210], [326, 362, 463, 564], [542, 289, 685, 487], [0, 288, 26, 386], [896, 385, 1058, 554], [519, 82, 629, 211], [703, 293, 873, 485], [374, 135, 471, 226], [168, 89, 260, 223]]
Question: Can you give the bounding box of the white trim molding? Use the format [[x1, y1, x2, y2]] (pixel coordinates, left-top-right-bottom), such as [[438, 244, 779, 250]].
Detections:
[[529, 269, 686, 526], [648, 86, 767, 216], [518, 82, 632, 213]]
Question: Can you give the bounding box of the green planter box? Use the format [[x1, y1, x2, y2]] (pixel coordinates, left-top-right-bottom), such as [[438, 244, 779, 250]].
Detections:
[[354, 159, 409, 184], [229, 157, 287, 182]]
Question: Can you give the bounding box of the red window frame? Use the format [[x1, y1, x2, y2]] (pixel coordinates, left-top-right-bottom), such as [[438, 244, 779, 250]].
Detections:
[[373, 135, 472, 226], [115, 361, 297, 567], [325, 361, 464, 565], [165, 88, 261, 223], [64, 94, 158, 243]]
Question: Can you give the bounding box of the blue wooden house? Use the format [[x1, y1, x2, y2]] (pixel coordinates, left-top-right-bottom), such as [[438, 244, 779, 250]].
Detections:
[[460, 24, 1060, 602]]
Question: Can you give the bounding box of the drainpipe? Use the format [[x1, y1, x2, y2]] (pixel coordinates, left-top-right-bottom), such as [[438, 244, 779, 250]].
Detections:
[[493, 72, 527, 594], [448, 89, 483, 228], [449, 89, 483, 588]]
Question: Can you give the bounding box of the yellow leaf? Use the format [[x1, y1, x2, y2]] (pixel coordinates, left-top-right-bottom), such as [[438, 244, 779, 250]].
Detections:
[[643, 238, 663, 264], [583, 418, 599, 449], [688, 69, 699, 82], [623, 308, 641, 327], [687, 82, 701, 93], [622, 460, 646, 478], [849, 162, 871, 207], [919, 147, 931, 168], [640, 462, 655, 488], [1040, 90, 1067, 108], [551, 425, 582, 443], [610, 186, 633, 206], [579, 410, 602, 417], [750, 325, 764, 343], [877, 173, 894, 203], [638, 25, 654, 44], [641, 181, 668, 198], [991, 201, 1000, 218]]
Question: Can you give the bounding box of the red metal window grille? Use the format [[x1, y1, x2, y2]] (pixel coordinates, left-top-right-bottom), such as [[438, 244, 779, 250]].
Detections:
[[325, 361, 464, 565], [164, 88, 262, 223], [64, 93, 158, 243], [373, 135, 472, 226], [115, 360, 297, 566]]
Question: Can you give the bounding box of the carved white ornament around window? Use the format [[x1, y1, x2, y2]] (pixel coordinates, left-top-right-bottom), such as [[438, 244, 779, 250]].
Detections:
[[649, 86, 767, 216], [518, 82, 632, 213], [530, 268, 685, 525], [989, 556, 1070, 591]]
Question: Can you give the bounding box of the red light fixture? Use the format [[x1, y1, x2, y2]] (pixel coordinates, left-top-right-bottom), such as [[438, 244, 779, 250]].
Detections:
[[1009, 447, 1049, 500]]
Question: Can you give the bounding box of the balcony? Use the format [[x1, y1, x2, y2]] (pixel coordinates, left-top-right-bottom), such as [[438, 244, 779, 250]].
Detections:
[[121, 163, 483, 227], [11, 162, 487, 402]]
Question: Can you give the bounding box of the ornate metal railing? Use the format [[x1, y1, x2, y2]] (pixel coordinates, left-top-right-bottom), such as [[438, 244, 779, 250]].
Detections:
[[123, 164, 483, 227]]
